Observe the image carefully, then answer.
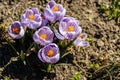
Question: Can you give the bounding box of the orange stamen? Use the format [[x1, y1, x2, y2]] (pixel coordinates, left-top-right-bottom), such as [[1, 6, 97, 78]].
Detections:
[[79, 33, 84, 38], [12, 27, 20, 34], [53, 5, 59, 11], [40, 34, 47, 40], [47, 50, 54, 57], [66, 26, 75, 32], [29, 14, 34, 20]]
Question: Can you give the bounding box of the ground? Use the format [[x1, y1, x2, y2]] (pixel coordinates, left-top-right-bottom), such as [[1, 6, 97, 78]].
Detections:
[[0, 0, 120, 80]]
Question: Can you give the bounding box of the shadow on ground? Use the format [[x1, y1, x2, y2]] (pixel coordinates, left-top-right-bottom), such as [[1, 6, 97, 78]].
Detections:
[[1, 51, 56, 79]]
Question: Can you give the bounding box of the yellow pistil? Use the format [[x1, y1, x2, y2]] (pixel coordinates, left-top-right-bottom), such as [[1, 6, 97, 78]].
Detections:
[[40, 34, 47, 40], [53, 5, 59, 11], [29, 14, 34, 20], [12, 27, 20, 34], [79, 33, 84, 38], [47, 50, 54, 57], [66, 26, 75, 32]]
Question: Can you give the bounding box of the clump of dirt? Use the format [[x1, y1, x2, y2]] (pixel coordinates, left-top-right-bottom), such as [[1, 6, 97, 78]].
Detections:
[[0, 0, 120, 80]]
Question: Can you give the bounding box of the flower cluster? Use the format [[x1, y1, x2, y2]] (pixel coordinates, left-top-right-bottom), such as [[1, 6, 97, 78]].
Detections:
[[8, 0, 89, 63]]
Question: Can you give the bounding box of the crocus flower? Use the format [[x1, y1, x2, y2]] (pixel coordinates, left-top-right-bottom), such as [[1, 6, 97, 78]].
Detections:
[[8, 21, 25, 39], [33, 26, 54, 46], [41, 13, 49, 26], [73, 33, 89, 47], [21, 8, 42, 29], [44, 0, 66, 22], [38, 43, 60, 63], [55, 17, 82, 40]]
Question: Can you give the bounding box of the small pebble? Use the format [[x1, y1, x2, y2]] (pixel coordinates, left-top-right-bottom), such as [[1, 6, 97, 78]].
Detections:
[[97, 40, 104, 47]]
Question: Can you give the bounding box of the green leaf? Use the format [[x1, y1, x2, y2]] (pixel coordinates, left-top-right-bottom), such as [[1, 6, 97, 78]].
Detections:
[[4, 76, 10, 80], [20, 50, 26, 65], [99, 0, 120, 20], [47, 64, 52, 73], [55, 63, 72, 66], [70, 72, 81, 80], [61, 52, 71, 59], [9, 43, 19, 55], [22, 76, 27, 80]]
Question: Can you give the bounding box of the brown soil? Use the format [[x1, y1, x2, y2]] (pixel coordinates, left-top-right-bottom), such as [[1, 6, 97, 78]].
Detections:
[[0, 0, 120, 80]]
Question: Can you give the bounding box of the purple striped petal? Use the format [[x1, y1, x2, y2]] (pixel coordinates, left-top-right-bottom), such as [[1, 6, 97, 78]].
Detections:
[[44, 8, 55, 22], [8, 21, 25, 39], [47, 0, 56, 8], [33, 26, 54, 46], [39, 43, 60, 63], [73, 37, 89, 47], [74, 40, 89, 47], [58, 17, 82, 40], [34, 14, 42, 22], [54, 11, 63, 21], [45, 0, 66, 22], [21, 14, 29, 26], [31, 8, 39, 14], [54, 30, 65, 40], [27, 20, 41, 29], [61, 17, 71, 23], [65, 33, 75, 40], [41, 13, 49, 26], [59, 22, 67, 36], [38, 49, 46, 62], [25, 9, 33, 18], [21, 8, 42, 29]]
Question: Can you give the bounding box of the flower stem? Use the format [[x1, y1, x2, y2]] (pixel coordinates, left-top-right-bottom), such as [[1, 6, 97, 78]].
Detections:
[[63, 40, 74, 49], [26, 42, 35, 53], [9, 42, 19, 55], [47, 63, 52, 73]]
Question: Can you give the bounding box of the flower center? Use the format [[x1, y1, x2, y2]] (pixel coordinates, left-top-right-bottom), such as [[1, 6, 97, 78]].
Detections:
[[12, 26, 20, 34], [47, 50, 54, 57], [66, 26, 75, 32], [29, 14, 34, 20], [40, 34, 47, 40], [53, 5, 59, 11], [79, 33, 84, 38]]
